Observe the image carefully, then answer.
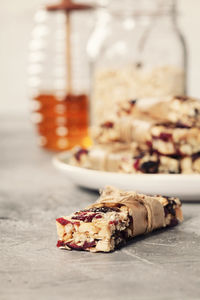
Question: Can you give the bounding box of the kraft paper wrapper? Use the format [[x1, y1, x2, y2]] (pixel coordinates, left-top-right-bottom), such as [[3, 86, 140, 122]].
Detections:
[[118, 118, 153, 144], [87, 144, 134, 172], [88, 186, 166, 237], [93, 117, 154, 144]]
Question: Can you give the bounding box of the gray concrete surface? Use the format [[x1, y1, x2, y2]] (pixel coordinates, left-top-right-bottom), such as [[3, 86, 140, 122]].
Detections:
[[1, 116, 200, 300]]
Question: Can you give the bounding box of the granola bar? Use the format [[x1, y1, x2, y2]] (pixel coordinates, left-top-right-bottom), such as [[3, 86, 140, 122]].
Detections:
[[70, 144, 138, 172], [93, 119, 200, 156], [92, 117, 153, 145], [149, 123, 200, 156], [56, 186, 183, 252], [70, 146, 180, 174], [117, 95, 200, 127]]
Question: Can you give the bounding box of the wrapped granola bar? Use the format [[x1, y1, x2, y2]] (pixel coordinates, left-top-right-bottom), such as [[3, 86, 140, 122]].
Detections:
[[93, 119, 200, 157], [56, 186, 183, 252], [70, 146, 180, 174]]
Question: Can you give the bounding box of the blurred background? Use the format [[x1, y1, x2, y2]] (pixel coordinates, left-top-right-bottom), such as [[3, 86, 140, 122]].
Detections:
[[0, 0, 199, 116]]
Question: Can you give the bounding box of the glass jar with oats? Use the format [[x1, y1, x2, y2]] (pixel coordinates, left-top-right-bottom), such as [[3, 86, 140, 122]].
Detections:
[[88, 0, 187, 124]]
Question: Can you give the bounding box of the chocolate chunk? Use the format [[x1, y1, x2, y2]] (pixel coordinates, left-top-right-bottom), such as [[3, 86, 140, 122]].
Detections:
[[164, 200, 177, 217], [155, 122, 191, 129], [192, 152, 200, 162], [86, 206, 120, 213], [129, 99, 137, 105], [175, 122, 191, 129], [194, 108, 199, 116], [140, 161, 159, 174], [169, 218, 179, 227]]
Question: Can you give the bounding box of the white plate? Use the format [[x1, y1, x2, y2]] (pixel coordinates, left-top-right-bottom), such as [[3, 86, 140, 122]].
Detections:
[[53, 151, 200, 201]]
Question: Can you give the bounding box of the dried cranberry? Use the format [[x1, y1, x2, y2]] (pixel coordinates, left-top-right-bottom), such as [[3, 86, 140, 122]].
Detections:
[[109, 220, 118, 225], [133, 158, 140, 171], [83, 241, 96, 249], [140, 161, 159, 174], [57, 240, 65, 247], [101, 121, 114, 129], [73, 221, 81, 226], [175, 95, 188, 101], [56, 217, 79, 226], [95, 215, 103, 219], [56, 218, 71, 226], [74, 148, 88, 162], [72, 214, 89, 222], [146, 141, 153, 148], [159, 132, 172, 142], [74, 211, 88, 216], [72, 213, 100, 222], [66, 243, 83, 250]]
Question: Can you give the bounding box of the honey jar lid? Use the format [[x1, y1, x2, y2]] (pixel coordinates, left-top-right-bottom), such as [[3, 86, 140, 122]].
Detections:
[[46, 0, 95, 12]]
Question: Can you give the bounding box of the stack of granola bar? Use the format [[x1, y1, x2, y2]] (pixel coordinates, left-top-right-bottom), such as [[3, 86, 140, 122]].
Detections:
[[70, 96, 200, 174]]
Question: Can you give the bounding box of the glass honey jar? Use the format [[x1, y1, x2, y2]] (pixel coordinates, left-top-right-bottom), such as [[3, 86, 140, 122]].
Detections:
[[28, 0, 94, 151]]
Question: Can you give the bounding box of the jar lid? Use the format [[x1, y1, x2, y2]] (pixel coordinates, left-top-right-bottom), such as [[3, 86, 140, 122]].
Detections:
[[46, 0, 95, 12]]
